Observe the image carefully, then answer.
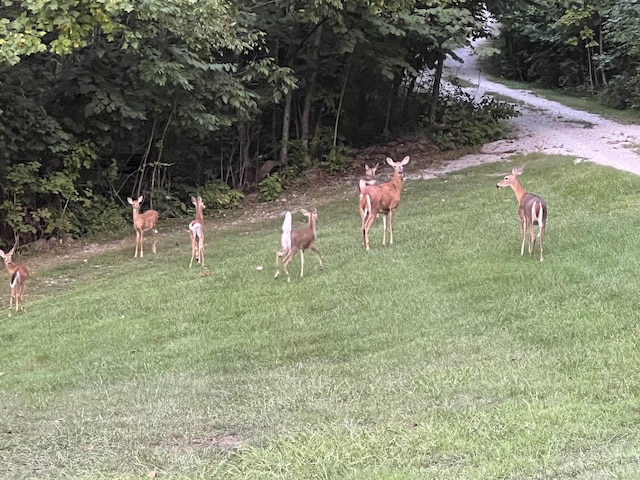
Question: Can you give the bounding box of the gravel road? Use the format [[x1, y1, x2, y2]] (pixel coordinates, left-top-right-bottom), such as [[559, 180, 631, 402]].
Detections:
[[414, 42, 640, 178]]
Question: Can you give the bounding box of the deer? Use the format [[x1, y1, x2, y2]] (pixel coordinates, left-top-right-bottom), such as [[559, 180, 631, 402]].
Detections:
[[127, 195, 159, 258], [359, 155, 410, 251], [274, 208, 323, 282], [189, 196, 206, 267], [357, 162, 380, 192], [496, 167, 547, 261], [0, 243, 30, 313]]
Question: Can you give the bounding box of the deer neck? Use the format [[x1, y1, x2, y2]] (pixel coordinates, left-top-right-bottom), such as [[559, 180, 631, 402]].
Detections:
[[511, 178, 527, 203], [390, 170, 404, 190], [195, 206, 204, 223]]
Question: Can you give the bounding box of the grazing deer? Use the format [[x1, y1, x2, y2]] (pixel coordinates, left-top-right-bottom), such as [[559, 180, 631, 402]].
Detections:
[[127, 196, 159, 258], [359, 156, 410, 251], [496, 167, 547, 261], [275, 209, 323, 282], [357, 162, 380, 192], [0, 244, 30, 313], [189, 196, 206, 267]]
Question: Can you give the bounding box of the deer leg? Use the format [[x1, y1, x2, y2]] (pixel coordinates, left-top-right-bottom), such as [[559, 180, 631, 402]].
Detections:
[[364, 214, 376, 252], [139, 231, 145, 258], [389, 209, 395, 245], [282, 248, 297, 282], [539, 224, 545, 262], [199, 239, 205, 267], [151, 229, 157, 254], [520, 217, 526, 256], [382, 213, 387, 246], [299, 250, 305, 277], [133, 230, 140, 257], [189, 233, 197, 267], [528, 221, 536, 256], [310, 245, 323, 270]]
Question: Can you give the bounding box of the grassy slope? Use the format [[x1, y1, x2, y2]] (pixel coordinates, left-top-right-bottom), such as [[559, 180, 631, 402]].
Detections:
[[2, 154, 640, 479]]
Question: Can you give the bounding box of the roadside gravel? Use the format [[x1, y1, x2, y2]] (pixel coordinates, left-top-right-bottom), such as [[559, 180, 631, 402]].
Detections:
[[412, 43, 640, 179]]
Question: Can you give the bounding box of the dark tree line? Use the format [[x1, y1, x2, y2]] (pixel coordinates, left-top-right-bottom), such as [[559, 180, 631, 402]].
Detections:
[[0, 0, 516, 245]]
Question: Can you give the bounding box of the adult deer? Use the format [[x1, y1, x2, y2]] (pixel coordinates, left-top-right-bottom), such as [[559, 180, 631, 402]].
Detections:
[[275, 209, 323, 282], [127, 196, 159, 258], [496, 167, 547, 261], [359, 156, 410, 251], [189, 196, 206, 267], [0, 242, 30, 313]]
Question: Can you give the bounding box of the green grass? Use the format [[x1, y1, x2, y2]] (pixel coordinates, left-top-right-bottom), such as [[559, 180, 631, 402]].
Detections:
[[2, 155, 640, 479]]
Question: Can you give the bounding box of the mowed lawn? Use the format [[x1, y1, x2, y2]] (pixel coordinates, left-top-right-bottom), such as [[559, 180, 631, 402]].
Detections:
[[2, 154, 640, 479]]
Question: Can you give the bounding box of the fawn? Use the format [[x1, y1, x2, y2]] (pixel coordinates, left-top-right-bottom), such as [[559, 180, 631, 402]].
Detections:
[[357, 162, 380, 192], [127, 196, 159, 258], [359, 156, 410, 251], [275, 209, 323, 282], [0, 244, 30, 313], [189, 196, 206, 267], [496, 167, 547, 261]]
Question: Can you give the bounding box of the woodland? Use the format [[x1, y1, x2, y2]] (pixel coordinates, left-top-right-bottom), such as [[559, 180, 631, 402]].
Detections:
[[0, 0, 639, 245]]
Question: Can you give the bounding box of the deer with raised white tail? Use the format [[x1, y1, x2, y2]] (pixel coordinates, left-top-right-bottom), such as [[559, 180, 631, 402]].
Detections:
[[0, 242, 30, 313], [189, 196, 206, 267], [359, 156, 410, 251], [496, 167, 547, 261], [275, 209, 323, 282], [127, 195, 159, 258]]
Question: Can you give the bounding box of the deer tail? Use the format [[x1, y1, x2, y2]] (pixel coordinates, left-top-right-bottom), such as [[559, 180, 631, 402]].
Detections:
[[10, 271, 19, 288], [281, 211, 292, 251]]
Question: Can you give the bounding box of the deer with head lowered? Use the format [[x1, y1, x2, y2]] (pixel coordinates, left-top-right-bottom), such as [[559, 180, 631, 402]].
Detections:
[[496, 167, 547, 261], [189, 196, 206, 267], [127, 195, 159, 258], [359, 155, 410, 251], [0, 242, 30, 313], [275, 209, 323, 282]]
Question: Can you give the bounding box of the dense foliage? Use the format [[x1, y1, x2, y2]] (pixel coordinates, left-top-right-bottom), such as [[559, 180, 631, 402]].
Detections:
[[488, 0, 640, 109], [0, 0, 508, 244]]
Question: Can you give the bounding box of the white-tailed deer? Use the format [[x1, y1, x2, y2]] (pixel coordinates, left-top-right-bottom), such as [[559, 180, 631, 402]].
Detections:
[[496, 167, 547, 261], [127, 196, 159, 258], [359, 156, 410, 251], [189, 196, 205, 267], [357, 162, 380, 192], [0, 243, 30, 313], [275, 209, 323, 282]]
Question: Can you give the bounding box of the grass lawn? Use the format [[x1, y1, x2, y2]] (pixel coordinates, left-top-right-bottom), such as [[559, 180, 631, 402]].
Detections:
[[2, 154, 640, 479]]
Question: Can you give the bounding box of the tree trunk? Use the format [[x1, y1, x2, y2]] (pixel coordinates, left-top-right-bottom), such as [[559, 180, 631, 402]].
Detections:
[[428, 50, 445, 124], [301, 25, 323, 163], [279, 89, 292, 167]]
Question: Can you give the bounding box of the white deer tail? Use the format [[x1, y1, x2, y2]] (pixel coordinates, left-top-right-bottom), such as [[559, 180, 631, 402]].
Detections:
[[10, 271, 20, 288], [364, 194, 372, 218], [280, 211, 292, 251]]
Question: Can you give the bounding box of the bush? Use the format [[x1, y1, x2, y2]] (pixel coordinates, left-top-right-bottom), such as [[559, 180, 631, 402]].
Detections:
[[422, 90, 520, 150], [257, 173, 283, 202]]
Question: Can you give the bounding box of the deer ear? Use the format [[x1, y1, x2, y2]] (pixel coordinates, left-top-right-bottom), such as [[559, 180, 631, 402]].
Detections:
[[300, 209, 309, 216], [513, 167, 523, 176], [127, 197, 133, 204], [385, 157, 395, 167], [400, 156, 410, 166], [137, 196, 144, 203], [365, 164, 370, 169], [191, 196, 197, 204]]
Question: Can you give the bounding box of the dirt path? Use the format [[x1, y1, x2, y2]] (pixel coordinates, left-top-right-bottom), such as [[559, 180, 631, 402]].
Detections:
[[411, 42, 640, 179]]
